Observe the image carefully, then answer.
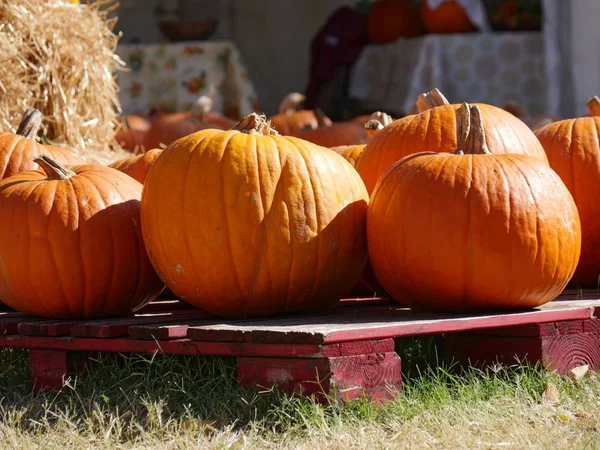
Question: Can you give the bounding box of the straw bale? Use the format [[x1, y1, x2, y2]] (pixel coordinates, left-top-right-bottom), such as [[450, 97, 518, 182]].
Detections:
[[0, 0, 128, 164]]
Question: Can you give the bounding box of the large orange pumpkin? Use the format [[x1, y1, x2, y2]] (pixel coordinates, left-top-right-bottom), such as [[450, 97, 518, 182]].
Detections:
[[109, 149, 162, 184], [144, 96, 236, 149], [0, 109, 83, 179], [534, 97, 600, 287], [141, 113, 369, 319], [0, 155, 164, 319], [368, 0, 423, 43], [356, 89, 549, 194], [114, 114, 152, 152], [268, 93, 332, 136], [368, 103, 581, 311], [421, 1, 477, 34]]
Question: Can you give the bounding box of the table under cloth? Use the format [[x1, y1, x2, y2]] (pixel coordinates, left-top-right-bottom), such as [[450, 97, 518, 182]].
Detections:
[[116, 40, 260, 118], [349, 32, 546, 117]]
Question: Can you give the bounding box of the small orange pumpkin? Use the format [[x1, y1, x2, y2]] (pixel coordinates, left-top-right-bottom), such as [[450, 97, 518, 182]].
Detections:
[[534, 97, 600, 287], [114, 114, 152, 152], [421, 0, 477, 34], [297, 110, 369, 147], [141, 114, 369, 319], [0, 155, 164, 319], [268, 93, 332, 136], [368, 0, 423, 43], [0, 109, 83, 179], [368, 103, 581, 311], [356, 88, 549, 194], [109, 149, 162, 184]]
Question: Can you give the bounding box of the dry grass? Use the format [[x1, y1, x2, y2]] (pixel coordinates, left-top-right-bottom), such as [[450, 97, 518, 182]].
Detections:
[[0, 346, 598, 449], [0, 0, 125, 164]]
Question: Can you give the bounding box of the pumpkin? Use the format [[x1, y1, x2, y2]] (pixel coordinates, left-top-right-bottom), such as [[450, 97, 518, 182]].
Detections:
[[534, 96, 600, 287], [421, 0, 477, 34], [330, 112, 394, 167], [109, 148, 162, 184], [144, 96, 236, 149], [367, 0, 423, 44], [0, 109, 83, 179], [297, 110, 369, 147], [114, 114, 152, 152], [356, 88, 549, 194], [368, 103, 581, 311], [268, 93, 332, 136], [0, 155, 164, 319], [502, 100, 557, 131], [141, 113, 369, 319]]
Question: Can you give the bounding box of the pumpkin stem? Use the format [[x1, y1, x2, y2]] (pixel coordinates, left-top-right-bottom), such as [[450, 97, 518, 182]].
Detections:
[[414, 88, 450, 113], [190, 96, 213, 122], [34, 154, 76, 180], [278, 92, 306, 115], [365, 112, 393, 138], [16, 109, 43, 139], [232, 113, 280, 136], [587, 96, 600, 117], [314, 108, 331, 128], [453, 103, 491, 155]]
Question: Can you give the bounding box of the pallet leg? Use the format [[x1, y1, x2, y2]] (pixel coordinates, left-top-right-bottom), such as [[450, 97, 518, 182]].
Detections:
[[445, 318, 600, 375], [237, 339, 401, 403], [28, 349, 90, 392]]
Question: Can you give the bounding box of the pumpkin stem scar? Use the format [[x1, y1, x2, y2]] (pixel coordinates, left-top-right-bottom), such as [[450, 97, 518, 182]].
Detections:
[[34, 154, 77, 180], [587, 96, 600, 117], [15, 109, 43, 139], [232, 113, 280, 136], [414, 88, 450, 113], [454, 103, 491, 156]]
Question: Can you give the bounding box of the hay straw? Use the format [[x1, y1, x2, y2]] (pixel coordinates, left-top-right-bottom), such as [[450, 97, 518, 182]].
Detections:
[[0, 0, 128, 164]]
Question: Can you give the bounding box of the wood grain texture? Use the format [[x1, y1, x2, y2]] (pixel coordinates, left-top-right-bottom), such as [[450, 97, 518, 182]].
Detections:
[[541, 333, 600, 374], [28, 349, 89, 392]]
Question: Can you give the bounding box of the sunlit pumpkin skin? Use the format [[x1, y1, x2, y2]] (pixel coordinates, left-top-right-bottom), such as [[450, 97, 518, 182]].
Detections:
[[0, 109, 83, 179], [109, 149, 162, 184], [144, 96, 236, 149], [268, 93, 332, 136], [141, 113, 369, 319], [356, 89, 549, 194], [0, 156, 164, 319], [368, 104, 581, 311], [534, 97, 600, 287], [115, 114, 152, 152], [331, 145, 366, 167], [421, 0, 477, 34], [368, 0, 423, 43]]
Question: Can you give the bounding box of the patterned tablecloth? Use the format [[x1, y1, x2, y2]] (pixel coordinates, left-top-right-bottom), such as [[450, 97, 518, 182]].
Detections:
[[116, 40, 260, 118], [349, 32, 546, 117]]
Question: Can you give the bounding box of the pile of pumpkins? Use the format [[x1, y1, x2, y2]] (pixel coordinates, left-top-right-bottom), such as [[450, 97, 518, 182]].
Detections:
[[0, 87, 596, 320]]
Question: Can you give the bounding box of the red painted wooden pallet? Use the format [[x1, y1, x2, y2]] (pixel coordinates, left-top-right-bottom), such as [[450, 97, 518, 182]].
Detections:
[[1, 290, 600, 403]]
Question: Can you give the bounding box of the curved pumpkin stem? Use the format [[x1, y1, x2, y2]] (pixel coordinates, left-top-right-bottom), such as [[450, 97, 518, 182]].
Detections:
[[34, 154, 76, 180], [314, 109, 331, 128], [190, 96, 213, 122], [16, 109, 43, 139], [278, 92, 306, 115], [454, 103, 491, 155], [414, 88, 450, 113], [587, 96, 600, 117], [232, 113, 280, 136]]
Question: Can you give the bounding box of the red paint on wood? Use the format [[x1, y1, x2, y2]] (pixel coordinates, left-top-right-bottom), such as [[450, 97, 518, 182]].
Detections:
[[0, 315, 43, 335], [322, 339, 395, 357], [541, 332, 600, 375], [128, 320, 215, 340], [28, 349, 89, 392], [583, 319, 600, 334], [446, 335, 544, 368], [556, 321, 584, 335], [19, 320, 85, 337], [460, 323, 557, 337]]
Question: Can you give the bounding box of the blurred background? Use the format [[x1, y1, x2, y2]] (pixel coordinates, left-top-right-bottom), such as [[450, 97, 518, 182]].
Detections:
[[111, 0, 597, 121]]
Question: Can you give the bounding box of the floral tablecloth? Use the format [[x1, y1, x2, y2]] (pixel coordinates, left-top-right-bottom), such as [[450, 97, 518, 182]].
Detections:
[[349, 32, 546, 117], [116, 40, 260, 118]]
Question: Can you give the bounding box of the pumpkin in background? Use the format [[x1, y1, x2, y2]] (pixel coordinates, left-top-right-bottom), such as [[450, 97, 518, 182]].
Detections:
[[114, 114, 152, 152], [144, 96, 237, 149], [367, 0, 423, 43], [356, 88, 549, 194], [141, 113, 369, 319], [268, 93, 332, 136], [421, 0, 477, 34], [332, 144, 366, 167], [297, 110, 369, 147], [502, 100, 557, 131], [534, 96, 600, 287], [368, 103, 581, 311], [0, 155, 164, 319], [0, 109, 83, 179], [109, 148, 162, 184]]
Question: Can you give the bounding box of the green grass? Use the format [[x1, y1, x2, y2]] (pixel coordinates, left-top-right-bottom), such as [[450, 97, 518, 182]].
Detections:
[[0, 344, 599, 449]]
